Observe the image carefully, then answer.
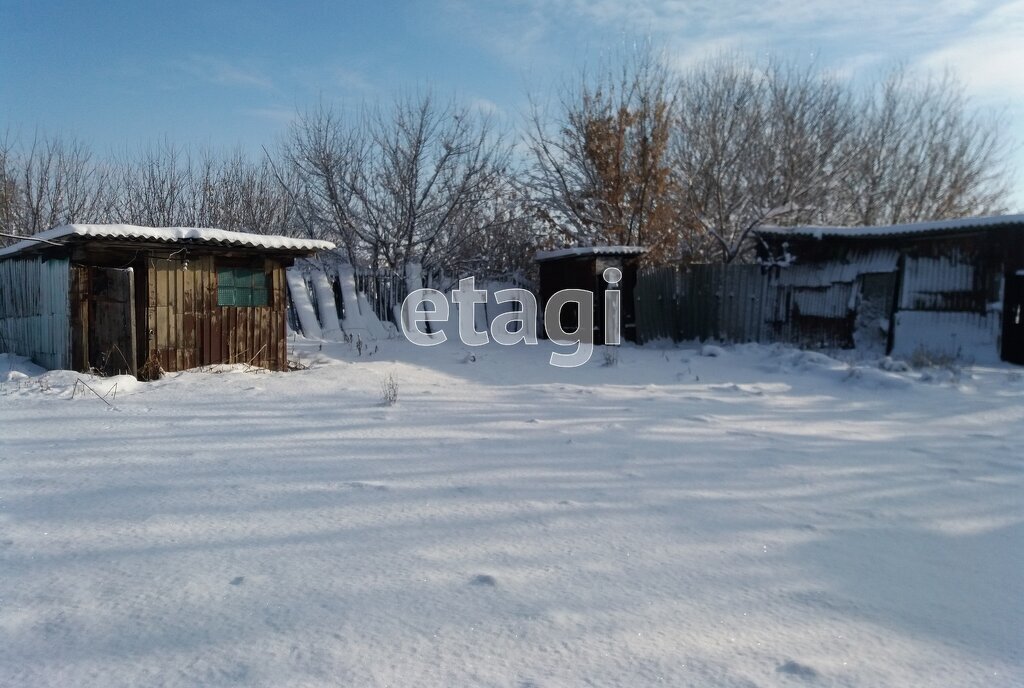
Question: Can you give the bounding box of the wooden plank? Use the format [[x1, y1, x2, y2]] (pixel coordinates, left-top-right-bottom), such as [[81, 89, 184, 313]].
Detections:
[[183, 313, 196, 369], [197, 264, 207, 365], [157, 305, 170, 370], [156, 261, 169, 308], [126, 268, 138, 377], [239, 308, 248, 364], [211, 306, 222, 365], [173, 266, 183, 371], [145, 260, 156, 366], [270, 264, 281, 369], [73, 266, 90, 370], [226, 307, 236, 363], [242, 305, 250, 364], [266, 305, 275, 370], [252, 308, 262, 367]]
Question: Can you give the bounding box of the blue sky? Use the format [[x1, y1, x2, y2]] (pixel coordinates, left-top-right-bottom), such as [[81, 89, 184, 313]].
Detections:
[[2, 0, 1022, 208]]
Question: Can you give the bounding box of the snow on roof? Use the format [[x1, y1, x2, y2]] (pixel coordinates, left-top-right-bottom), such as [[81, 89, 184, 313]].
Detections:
[[535, 245, 647, 262], [756, 214, 1024, 240], [0, 224, 336, 258]]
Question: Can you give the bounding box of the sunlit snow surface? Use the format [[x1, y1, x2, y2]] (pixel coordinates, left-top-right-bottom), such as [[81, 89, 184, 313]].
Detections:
[[1, 342, 1021, 687]]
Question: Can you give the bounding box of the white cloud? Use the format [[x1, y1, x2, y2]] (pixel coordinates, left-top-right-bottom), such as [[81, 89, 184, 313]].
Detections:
[[664, 34, 757, 72], [244, 106, 296, 125], [437, 0, 555, 67], [830, 52, 890, 82], [332, 66, 374, 93], [915, 1, 1024, 209], [177, 56, 273, 90], [469, 96, 502, 116], [918, 0, 1024, 95], [550, 0, 986, 36]]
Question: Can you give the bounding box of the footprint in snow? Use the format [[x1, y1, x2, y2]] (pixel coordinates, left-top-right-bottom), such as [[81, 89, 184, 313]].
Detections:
[[346, 481, 389, 491], [776, 660, 818, 679]]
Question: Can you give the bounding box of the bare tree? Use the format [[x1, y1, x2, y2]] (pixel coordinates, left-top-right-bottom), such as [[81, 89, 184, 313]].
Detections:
[[111, 139, 195, 226], [361, 93, 512, 271], [0, 134, 309, 246], [284, 93, 513, 273], [189, 149, 298, 234], [2, 51, 1012, 266], [838, 68, 1011, 226], [281, 103, 366, 260], [424, 174, 536, 278], [0, 134, 16, 244], [671, 57, 1013, 263], [525, 46, 680, 262], [0, 133, 116, 245], [673, 57, 857, 263]]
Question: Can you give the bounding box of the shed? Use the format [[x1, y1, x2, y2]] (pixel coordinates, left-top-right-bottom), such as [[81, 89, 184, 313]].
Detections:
[[755, 215, 1024, 364], [536, 246, 646, 343], [0, 225, 334, 377]]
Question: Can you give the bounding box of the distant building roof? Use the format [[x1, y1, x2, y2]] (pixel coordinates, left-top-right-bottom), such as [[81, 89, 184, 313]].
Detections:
[[535, 245, 647, 262], [0, 224, 336, 259], [756, 214, 1024, 241]]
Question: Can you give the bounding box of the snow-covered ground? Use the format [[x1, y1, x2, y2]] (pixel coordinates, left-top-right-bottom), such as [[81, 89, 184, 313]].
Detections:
[[1, 341, 1021, 687]]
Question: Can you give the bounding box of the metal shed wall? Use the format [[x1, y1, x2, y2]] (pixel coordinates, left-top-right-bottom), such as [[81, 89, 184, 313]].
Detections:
[[0, 257, 71, 369], [634, 254, 898, 350], [890, 251, 1002, 361], [145, 256, 289, 373]]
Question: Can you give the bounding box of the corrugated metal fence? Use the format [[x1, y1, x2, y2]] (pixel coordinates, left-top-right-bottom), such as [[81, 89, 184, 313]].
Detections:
[[634, 252, 1001, 359], [0, 257, 71, 369], [635, 264, 768, 344]]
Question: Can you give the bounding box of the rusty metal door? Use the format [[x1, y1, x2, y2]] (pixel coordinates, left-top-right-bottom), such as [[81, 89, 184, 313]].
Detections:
[[89, 267, 138, 377], [1004, 272, 1024, 364]]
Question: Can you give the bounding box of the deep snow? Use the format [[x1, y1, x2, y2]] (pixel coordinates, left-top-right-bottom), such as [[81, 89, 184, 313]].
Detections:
[[0, 341, 1021, 687]]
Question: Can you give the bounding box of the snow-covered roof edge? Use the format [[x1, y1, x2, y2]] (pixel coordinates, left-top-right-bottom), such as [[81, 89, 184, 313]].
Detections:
[[535, 245, 647, 262], [0, 224, 336, 259], [756, 214, 1024, 240]]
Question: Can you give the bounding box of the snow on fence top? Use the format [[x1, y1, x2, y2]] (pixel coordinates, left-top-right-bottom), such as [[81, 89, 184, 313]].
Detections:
[[0, 224, 336, 258], [535, 245, 647, 262], [756, 213, 1024, 240]]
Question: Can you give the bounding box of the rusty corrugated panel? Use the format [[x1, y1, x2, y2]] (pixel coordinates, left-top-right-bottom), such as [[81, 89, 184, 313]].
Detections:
[[144, 256, 288, 374], [0, 257, 70, 369]]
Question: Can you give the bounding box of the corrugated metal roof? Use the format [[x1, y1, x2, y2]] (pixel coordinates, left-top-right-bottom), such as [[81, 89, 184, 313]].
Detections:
[[535, 245, 647, 262], [756, 214, 1024, 240], [0, 224, 336, 258]]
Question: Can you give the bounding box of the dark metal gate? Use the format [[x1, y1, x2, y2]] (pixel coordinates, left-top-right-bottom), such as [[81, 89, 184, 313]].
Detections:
[[1003, 272, 1024, 364]]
